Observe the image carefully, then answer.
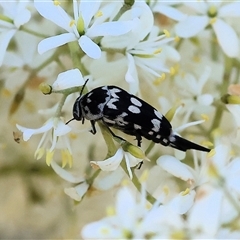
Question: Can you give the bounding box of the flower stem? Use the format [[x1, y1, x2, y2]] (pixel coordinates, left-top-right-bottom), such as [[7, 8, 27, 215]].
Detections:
[[121, 160, 156, 204], [98, 122, 117, 158], [20, 26, 50, 38], [55, 94, 68, 118], [113, 0, 134, 21], [145, 141, 155, 156], [68, 41, 88, 75]]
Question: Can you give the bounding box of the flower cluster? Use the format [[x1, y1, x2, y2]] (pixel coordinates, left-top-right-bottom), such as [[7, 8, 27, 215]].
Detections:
[[1, 0, 240, 238]]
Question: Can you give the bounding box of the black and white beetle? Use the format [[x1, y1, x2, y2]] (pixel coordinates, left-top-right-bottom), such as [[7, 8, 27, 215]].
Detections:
[[67, 81, 210, 153]]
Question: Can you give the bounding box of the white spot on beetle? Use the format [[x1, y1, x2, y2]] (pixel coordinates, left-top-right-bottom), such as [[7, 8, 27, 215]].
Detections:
[[130, 97, 142, 107], [156, 135, 161, 139], [148, 131, 154, 135], [128, 105, 140, 114], [134, 124, 142, 130], [103, 117, 115, 125], [109, 88, 121, 98], [154, 109, 163, 120], [151, 119, 161, 132], [107, 98, 119, 109], [115, 114, 128, 126]]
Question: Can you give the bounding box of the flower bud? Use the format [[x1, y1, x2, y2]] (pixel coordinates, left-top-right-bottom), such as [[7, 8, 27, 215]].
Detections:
[[221, 94, 240, 104], [77, 15, 85, 35], [39, 82, 52, 95], [165, 104, 182, 122], [121, 142, 145, 159]]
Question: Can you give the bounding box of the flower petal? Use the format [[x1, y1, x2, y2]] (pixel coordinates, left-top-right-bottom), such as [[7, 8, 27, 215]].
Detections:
[[79, 1, 102, 28], [168, 189, 196, 214], [64, 182, 89, 201], [125, 53, 139, 94], [115, 187, 136, 228], [153, 4, 186, 21], [54, 119, 71, 136], [0, 29, 16, 66], [52, 68, 84, 91], [16, 120, 53, 141], [38, 33, 76, 54], [79, 35, 101, 59], [188, 186, 223, 236], [175, 15, 209, 38], [14, 7, 31, 28], [197, 94, 213, 106], [219, 3, 240, 17], [212, 18, 239, 58], [90, 148, 123, 171], [51, 160, 85, 183], [87, 21, 133, 38], [34, 0, 73, 32], [157, 155, 195, 182]]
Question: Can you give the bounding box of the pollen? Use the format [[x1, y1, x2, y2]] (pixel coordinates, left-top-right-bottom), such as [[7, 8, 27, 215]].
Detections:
[[153, 73, 165, 85], [153, 48, 162, 54], [2, 88, 11, 97], [61, 149, 73, 168], [170, 66, 176, 76], [106, 206, 116, 216], [163, 185, 169, 196], [100, 228, 110, 235], [95, 11, 103, 17], [163, 29, 170, 37], [53, 0, 60, 6], [207, 148, 216, 158], [201, 141, 214, 148], [209, 17, 217, 25], [139, 169, 149, 183], [34, 148, 45, 160], [69, 19, 75, 27], [69, 132, 78, 140], [46, 150, 54, 166], [174, 36, 180, 42], [201, 114, 209, 121], [121, 179, 131, 186], [181, 188, 190, 196], [207, 160, 219, 178]]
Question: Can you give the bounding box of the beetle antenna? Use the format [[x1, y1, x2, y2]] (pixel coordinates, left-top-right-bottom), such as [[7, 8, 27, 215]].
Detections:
[[65, 117, 75, 125], [79, 79, 89, 97]]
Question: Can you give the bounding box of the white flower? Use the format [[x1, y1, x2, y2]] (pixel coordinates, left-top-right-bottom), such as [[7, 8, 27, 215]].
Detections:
[[0, 1, 31, 65], [174, 1, 240, 57], [187, 185, 223, 238], [90, 147, 143, 179], [81, 186, 185, 239], [101, 2, 179, 93], [34, 0, 133, 59], [51, 160, 89, 201], [174, 66, 214, 124], [52, 68, 85, 91], [16, 117, 72, 166], [2, 32, 54, 94]]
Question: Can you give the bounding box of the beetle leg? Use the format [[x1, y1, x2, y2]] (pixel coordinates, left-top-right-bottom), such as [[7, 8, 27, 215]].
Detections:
[[90, 120, 97, 134]]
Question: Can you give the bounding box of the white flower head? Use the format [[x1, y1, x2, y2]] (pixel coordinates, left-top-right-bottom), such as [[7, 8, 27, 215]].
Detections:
[[52, 68, 85, 91], [174, 1, 240, 57], [100, 2, 179, 94], [34, 0, 133, 59], [51, 160, 89, 201], [90, 147, 143, 179], [0, 1, 31, 65], [16, 117, 72, 166], [81, 186, 185, 239]]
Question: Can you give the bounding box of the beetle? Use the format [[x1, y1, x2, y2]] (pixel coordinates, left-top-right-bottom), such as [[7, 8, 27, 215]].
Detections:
[[67, 81, 210, 153]]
